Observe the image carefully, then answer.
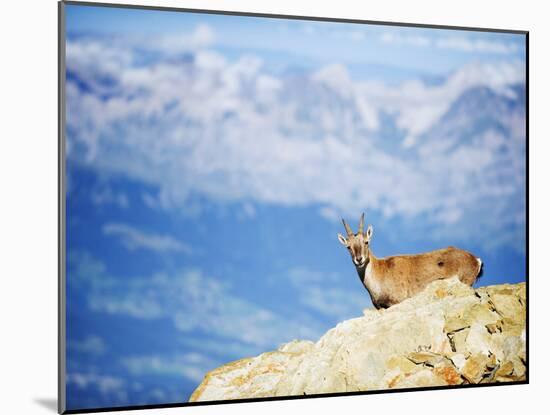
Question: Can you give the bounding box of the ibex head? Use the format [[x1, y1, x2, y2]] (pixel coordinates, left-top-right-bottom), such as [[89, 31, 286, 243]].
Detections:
[[337, 213, 373, 268]]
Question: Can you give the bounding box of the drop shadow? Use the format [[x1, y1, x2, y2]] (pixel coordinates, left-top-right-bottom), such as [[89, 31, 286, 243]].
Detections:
[[34, 398, 57, 413]]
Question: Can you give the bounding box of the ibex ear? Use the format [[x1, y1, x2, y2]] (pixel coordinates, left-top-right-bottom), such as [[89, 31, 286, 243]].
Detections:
[[337, 233, 349, 247], [365, 225, 373, 242]]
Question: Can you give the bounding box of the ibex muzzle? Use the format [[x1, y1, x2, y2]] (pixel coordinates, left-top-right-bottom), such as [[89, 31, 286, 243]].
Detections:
[[338, 213, 483, 309]]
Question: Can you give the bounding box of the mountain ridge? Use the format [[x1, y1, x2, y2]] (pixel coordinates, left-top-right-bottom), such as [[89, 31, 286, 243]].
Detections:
[[189, 277, 526, 402]]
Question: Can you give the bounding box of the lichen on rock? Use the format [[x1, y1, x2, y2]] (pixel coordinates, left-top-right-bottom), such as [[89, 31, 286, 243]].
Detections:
[[189, 277, 526, 402]]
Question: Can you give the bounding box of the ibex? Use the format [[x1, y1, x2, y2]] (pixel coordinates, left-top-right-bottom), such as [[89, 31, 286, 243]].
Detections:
[[338, 213, 483, 309]]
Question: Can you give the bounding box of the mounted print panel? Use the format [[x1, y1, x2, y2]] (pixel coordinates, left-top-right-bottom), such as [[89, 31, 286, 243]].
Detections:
[[59, 1, 527, 413]]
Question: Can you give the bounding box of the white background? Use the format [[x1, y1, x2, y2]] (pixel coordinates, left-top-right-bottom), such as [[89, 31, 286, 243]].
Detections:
[[0, 0, 545, 413]]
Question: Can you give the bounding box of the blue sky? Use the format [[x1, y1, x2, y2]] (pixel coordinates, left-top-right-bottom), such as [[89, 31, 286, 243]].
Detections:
[[64, 3, 526, 411]]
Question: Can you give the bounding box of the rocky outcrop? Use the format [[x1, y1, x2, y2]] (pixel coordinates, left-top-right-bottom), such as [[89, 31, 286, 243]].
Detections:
[[189, 278, 526, 402]]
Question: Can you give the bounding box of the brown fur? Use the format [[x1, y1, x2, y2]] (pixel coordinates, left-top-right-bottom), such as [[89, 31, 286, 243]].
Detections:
[[338, 214, 482, 309], [366, 247, 480, 308]]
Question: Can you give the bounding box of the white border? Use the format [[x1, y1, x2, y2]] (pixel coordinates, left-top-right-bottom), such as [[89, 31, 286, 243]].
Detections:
[[1, 1, 546, 415]]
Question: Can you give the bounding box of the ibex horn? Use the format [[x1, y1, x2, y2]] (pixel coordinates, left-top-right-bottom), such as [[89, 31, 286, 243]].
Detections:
[[342, 218, 353, 236], [358, 212, 365, 234]]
